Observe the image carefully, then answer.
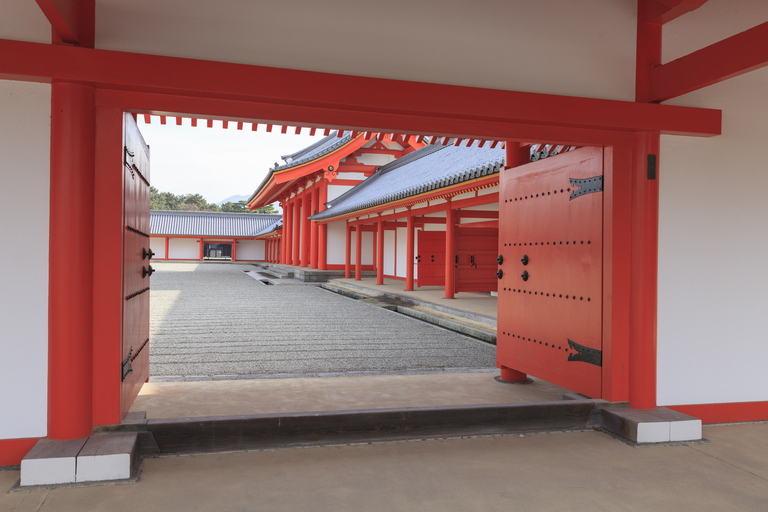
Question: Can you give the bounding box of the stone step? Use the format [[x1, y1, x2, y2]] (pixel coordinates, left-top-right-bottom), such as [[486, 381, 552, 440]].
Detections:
[[20, 432, 139, 487], [600, 407, 702, 444]]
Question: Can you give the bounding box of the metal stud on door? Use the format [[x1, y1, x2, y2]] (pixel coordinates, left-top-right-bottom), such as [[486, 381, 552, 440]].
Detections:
[[497, 146, 604, 398]]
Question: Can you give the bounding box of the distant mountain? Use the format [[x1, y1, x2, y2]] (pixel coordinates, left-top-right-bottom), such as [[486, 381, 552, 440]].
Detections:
[[216, 194, 250, 206]]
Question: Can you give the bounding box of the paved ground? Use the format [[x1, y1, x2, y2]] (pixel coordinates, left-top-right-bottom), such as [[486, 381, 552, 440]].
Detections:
[[3, 422, 767, 511], [149, 262, 495, 379]]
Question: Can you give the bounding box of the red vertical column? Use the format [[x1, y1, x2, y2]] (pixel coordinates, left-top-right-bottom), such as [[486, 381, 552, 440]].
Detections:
[[304, 189, 312, 267], [310, 184, 320, 269], [444, 200, 456, 299], [376, 216, 385, 285], [232, 239, 237, 262], [406, 210, 415, 291], [355, 219, 363, 281], [629, 132, 660, 410], [293, 196, 302, 265], [318, 181, 328, 270], [199, 238, 204, 260], [345, 221, 352, 278], [498, 141, 531, 383], [164, 236, 169, 260], [48, 82, 96, 440]]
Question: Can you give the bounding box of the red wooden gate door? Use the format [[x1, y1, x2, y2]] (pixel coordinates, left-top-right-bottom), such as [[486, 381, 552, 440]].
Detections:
[[417, 230, 445, 286], [497, 146, 604, 398], [121, 113, 152, 417], [455, 226, 498, 293]]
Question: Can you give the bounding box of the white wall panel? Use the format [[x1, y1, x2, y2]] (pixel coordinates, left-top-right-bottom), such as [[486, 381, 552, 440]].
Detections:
[[95, 0, 634, 100], [383, 231, 395, 276], [327, 185, 354, 201], [0, 0, 51, 44], [168, 238, 200, 259], [326, 221, 346, 265], [236, 240, 264, 260], [396, 227, 408, 278], [657, 64, 768, 406], [361, 232, 374, 265], [0, 80, 50, 439], [150, 237, 166, 259]]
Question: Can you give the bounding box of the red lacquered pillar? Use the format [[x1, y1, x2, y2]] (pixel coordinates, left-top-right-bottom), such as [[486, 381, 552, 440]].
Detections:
[[355, 219, 363, 281], [444, 201, 456, 299], [405, 210, 415, 291], [376, 216, 385, 285], [345, 221, 352, 278], [48, 82, 96, 440]]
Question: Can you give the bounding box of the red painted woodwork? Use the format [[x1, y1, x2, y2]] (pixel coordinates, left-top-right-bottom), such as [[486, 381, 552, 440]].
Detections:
[[345, 221, 352, 278], [120, 113, 151, 418], [500, 366, 528, 383], [628, 132, 660, 410], [641, 0, 707, 24], [311, 185, 320, 269], [318, 181, 328, 270], [293, 197, 301, 265], [445, 205, 456, 299], [48, 82, 95, 440], [302, 189, 311, 267], [36, 0, 94, 47], [636, 1, 662, 104], [376, 216, 385, 285], [497, 147, 604, 399], [0, 39, 720, 140], [649, 20, 768, 103], [455, 227, 499, 293], [417, 231, 446, 287], [164, 236, 169, 260], [231, 239, 237, 261], [0, 438, 41, 466], [406, 212, 415, 291], [669, 401, 768, 424]]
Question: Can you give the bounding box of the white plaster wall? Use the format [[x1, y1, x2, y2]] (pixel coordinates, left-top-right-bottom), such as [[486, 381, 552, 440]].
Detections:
[[168, 238, 200, 259], [150, 237, 166, 259], [383, 231, 395, 276], [0, 0, 51, 43], [94, 0, 635, 100], [0, 80, 51, 439], [236, 240, 264, 260], [356, 153, 396, 166], [396, 227, 408, 279], [327, 185, 354, 201], [361, 232, 374, 265], [326, 221, 347, 265], [657, 67, 768, 404]]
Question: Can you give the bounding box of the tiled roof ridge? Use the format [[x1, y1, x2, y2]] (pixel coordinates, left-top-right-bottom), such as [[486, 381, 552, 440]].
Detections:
[[151, 209, 280, 218], [324, 144, 446, 209], [280, 130, 341, 162]]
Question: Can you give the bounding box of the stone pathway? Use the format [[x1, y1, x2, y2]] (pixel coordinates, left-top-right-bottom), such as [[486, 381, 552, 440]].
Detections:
[[149, 262, 496, 379]]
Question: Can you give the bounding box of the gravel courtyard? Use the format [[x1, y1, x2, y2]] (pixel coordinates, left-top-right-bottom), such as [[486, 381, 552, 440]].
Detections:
[[149, 262, 496, 379]]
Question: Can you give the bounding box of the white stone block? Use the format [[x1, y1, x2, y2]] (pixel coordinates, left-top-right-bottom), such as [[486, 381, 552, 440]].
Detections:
[[670, 419, 702, 442], [636, 421, 670, 443]]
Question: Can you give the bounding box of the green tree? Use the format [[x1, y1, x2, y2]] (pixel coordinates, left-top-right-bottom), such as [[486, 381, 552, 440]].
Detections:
[[221, 200, 249, 213], [252, 203, 278, 214]]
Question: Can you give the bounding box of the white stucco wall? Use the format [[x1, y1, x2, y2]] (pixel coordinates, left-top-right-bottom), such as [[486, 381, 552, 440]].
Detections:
[[95, 0, 635, 100], [657, 7, 768, 406], [383, 231, 395, 276], [0, 0, 51, 44], [326, 221, 347, 265], [237, 240, 264, 261], [150, 237, 166, 260], [0, 80, 51, 439], [396, 227, 407, 279], [327, 185, 354, 201], [168, 238, 200, 260]]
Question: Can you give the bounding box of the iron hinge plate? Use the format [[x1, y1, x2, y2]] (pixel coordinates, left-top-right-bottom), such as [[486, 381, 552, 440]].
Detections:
[[567, 339, 602, 367], [121, 347, 133, 382], [569, 176, 603, 200]]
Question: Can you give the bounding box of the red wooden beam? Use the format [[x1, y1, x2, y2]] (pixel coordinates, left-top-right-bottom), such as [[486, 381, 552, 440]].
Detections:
[[0, 39, 720, 137], [649, 20, 768, 103], [35, 0, 94, 46], [642, 0, 708, 24]]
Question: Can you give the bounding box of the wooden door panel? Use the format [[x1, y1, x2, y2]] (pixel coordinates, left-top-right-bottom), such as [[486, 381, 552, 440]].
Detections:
[[456, 226, 498, 293], [497, 147, 603, 398], [417, 230, 445, 287], [121, 113, 151, 418]]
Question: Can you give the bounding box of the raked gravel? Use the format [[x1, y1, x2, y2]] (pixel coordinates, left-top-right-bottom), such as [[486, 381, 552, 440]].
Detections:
[[149, 262, 496, 379]]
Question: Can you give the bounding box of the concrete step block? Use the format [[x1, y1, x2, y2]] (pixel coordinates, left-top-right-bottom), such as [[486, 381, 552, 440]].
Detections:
[[76, 433, 139, 483], [601, 407, 702, 444], [20, 437, 88, 486]]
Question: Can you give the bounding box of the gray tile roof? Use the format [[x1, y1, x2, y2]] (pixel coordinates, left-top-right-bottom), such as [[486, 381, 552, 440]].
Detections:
[[247, 130, 354, 204], [252, 218, 283, 238], [150, 210, 281, 237], [311, 141, 505, 221]]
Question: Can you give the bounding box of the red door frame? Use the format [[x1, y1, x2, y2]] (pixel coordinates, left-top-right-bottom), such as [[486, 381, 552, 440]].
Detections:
[[87, 85, 659, 424]]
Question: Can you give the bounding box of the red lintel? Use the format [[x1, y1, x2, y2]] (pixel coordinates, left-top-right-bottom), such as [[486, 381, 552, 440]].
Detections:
[[0, 38, 720, 138], [36, 0, 95, 46], [649, 20, 768, 103]]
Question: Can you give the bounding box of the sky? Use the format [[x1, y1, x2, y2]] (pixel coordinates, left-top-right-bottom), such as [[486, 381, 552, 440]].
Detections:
[[137, 117, 326, 205]]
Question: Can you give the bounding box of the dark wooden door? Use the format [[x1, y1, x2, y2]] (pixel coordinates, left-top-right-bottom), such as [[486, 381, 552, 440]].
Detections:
[[417, 230, 445, 286], [497, 146, 604, 398], [455, 226, 498, 293], [121, 113, 151, 418]]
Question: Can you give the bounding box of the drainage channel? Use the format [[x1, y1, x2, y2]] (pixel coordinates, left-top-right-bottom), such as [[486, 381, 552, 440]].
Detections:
[[320, 282, 497, 345]]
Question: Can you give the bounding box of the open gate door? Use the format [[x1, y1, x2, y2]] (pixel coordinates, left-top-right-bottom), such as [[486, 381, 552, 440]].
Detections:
[[497, 146, 604, 398], [121, 113, 152, 417]]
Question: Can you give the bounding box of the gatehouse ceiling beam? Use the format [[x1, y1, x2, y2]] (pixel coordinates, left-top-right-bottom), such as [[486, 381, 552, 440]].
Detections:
[[641, 0, 708, 25], [0, 38, 720, 139], [35, 0, 94, 47], [648, 20, 768, 103]]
